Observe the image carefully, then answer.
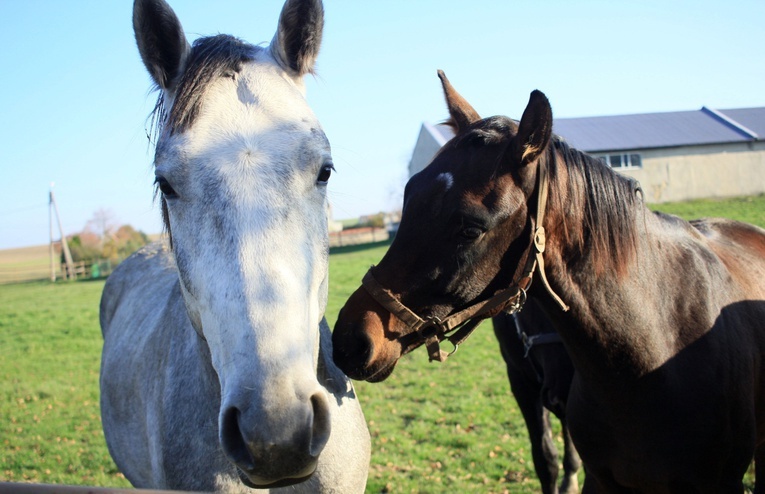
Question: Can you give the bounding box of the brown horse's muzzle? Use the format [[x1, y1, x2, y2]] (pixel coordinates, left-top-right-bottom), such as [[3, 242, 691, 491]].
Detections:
[[332, 287, 405, 382]]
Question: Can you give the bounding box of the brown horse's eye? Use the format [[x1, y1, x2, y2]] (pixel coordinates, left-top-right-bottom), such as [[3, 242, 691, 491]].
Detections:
[[459, 227, 483, 241]]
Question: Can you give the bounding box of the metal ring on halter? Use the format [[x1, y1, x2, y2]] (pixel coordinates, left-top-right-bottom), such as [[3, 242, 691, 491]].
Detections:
[[417, 317, 442, 341], [507, 287, 528, 314], [445, 340, 459, 357]]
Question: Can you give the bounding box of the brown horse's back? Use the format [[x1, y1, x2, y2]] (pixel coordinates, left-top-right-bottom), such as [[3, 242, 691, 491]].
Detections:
[[691, 218, 765, 298]]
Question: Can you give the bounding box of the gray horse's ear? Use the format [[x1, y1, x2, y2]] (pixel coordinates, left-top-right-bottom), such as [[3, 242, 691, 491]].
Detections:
[[133, 0, 191, 90], [271, 0, 324, 77], [438, 70, 481, 134], [515, 90, 553, 166]]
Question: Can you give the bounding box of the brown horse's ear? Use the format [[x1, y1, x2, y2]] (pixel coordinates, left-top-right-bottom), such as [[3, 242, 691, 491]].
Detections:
[[515, 90, 553, 166], [438, 70, 481, 133]]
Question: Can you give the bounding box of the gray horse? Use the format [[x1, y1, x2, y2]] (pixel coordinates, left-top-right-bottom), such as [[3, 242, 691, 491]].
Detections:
[[99, 0, 370, 492]]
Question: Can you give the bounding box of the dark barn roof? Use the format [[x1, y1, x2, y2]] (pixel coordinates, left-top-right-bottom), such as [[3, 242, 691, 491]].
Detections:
[[431, 106, 764, 154]]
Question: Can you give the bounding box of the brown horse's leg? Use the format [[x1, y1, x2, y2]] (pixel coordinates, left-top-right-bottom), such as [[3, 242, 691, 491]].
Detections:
[[559, 421, 582, 494], [495, 315, 560, 493], [754, 444, 765, 494], [511, 377, 559, 494], [580, 471, 629, 494]]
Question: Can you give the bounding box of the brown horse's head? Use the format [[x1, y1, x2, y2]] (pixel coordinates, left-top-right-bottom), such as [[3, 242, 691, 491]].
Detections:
[[332, 71, 556, 382]]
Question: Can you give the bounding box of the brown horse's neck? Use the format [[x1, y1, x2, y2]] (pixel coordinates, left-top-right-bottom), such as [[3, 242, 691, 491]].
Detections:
[[526, 146, 677, 384], [533, 175, 762, 391], [537, 246, 671, 396]]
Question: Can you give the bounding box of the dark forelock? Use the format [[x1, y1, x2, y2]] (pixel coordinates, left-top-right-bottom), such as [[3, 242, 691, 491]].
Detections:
[[151, 34, 256, 138]]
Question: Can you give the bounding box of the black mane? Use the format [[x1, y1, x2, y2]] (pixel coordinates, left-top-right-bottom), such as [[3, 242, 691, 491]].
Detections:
[[149, 34, 257, 242], [548, 136, 643, 275], [150, 34, 257, 139], [447, 117, 644, 275]]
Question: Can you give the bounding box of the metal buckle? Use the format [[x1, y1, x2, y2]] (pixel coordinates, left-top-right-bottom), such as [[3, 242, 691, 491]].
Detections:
[[417, 317, 442, 340], [506, 288, 527, 314]]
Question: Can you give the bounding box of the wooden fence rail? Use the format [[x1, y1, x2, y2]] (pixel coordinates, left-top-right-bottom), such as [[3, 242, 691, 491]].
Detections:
[[0, 482, 193, 494], [0, 260, 116, 285]]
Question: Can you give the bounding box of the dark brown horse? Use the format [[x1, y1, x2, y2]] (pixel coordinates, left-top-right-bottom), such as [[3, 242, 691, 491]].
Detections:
[[332, 71, 765, 493], [493, 298, 581, 494]]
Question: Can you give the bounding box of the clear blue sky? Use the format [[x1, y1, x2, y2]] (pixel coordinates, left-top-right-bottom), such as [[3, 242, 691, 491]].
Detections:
[[1, 0, 763, 250]]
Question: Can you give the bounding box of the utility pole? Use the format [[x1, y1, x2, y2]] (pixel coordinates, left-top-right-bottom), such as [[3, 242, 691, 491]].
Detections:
[[50, 186, 75, 280], [49, 183, 56, 282]]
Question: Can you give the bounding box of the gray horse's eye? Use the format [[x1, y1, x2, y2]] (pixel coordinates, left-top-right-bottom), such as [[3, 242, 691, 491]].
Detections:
[[317, 163, 334, 185], [155, 176, 178, 199]]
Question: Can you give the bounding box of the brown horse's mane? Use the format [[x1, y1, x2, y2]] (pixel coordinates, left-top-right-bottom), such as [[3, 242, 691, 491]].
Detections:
[[546, 135, 644, 276], [447, 116, 643, 276]]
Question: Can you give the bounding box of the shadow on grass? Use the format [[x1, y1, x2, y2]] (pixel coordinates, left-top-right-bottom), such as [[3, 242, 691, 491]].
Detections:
[[329, 238, 392, 256], [74, 277, 109, 283]]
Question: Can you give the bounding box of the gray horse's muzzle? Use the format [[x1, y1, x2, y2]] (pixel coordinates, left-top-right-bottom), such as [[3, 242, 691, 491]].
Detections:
[[220, 389, 332, 487]]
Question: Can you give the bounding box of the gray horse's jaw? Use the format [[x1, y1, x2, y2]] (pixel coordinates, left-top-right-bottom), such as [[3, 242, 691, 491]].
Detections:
[[237, 462, 317, 489]]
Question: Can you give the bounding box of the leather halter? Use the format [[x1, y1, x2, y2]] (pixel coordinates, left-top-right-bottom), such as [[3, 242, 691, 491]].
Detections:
[[511, 312, 563, 384], [361, 161, 569, 363], [514, 318, 563, 359]]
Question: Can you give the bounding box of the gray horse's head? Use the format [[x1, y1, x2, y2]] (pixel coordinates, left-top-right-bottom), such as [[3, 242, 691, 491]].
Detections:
[[133, 0, 332, 487]]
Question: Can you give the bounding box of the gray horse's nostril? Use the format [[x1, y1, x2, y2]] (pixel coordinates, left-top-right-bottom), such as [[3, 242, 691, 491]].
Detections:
[[220, 393, 331, 481], [309, 391, 331, 457], [220, 406, 255, 471]]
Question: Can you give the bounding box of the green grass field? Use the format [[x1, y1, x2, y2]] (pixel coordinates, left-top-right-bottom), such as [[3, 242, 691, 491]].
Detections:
[[649, 193, 765, 228], [0, 280, 124, 487], [0, 245, 58, 285], [1, 195, 762, 492]]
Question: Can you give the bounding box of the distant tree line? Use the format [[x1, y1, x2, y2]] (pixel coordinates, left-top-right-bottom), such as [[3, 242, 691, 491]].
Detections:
[[359, 212, 385, 229], [65, 225, 149, 263], [62, 209, 150, 263]]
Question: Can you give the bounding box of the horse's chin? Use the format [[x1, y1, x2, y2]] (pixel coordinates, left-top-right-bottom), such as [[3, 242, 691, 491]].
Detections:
[[237, 463, 317, 489], [364, 359, 398, 383]]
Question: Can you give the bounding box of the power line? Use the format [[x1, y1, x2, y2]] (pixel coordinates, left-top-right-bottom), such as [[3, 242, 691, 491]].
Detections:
[[0, 203, 47, 215]]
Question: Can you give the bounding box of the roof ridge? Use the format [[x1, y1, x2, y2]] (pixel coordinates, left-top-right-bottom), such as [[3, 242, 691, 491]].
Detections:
[[701, 107, 759, 140], [424, 121, 450, 146]]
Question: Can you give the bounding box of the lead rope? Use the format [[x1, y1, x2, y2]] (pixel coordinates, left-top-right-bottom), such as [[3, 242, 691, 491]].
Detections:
[[531, 163, 569, 312]]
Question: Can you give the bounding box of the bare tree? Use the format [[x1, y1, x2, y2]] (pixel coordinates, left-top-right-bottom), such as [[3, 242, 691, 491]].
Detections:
[[85, 208, 119, 246]]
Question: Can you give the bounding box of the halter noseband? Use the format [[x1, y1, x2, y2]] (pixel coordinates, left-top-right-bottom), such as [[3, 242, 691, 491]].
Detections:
[[361, 161, 569, 363]]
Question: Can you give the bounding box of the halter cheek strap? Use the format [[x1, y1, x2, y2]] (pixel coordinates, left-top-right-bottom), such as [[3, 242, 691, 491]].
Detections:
[[361, 161, 569, 363], [362, 270, 529, 362]]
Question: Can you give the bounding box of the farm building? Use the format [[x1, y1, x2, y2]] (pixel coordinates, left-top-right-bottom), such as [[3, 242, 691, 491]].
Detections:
[[408, 106, 765, 203]]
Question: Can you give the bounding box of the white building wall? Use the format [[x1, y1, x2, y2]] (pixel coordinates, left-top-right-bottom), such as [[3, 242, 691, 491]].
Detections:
[[617, 141, 765, 203], [408, 123, 447, 177], [409, 123, 765, 204]]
